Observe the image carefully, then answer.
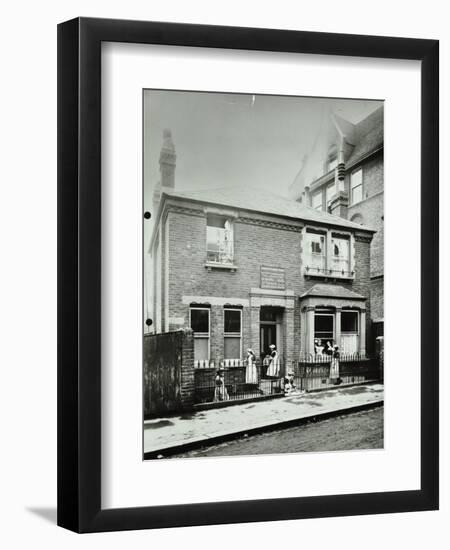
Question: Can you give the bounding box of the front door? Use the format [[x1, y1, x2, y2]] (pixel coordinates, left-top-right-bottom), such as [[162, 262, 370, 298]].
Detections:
[[260, 323, 277, 359]]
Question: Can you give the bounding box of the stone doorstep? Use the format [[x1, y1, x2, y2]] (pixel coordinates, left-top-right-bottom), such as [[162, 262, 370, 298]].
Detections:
[[143, 399, 384, 459]]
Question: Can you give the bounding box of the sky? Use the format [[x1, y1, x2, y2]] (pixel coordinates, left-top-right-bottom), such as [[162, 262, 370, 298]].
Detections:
[[143, 90, 382, 250]]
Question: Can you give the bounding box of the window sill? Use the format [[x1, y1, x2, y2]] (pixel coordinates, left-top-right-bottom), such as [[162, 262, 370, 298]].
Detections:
[[204, 262, 238, 272], [304, 270, 354, 282]]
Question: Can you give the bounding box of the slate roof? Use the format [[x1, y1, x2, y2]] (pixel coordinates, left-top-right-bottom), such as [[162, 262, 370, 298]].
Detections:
[[346, 106, 383, 167], [163, 186, 374, 232], [300, 284, 366, 300]]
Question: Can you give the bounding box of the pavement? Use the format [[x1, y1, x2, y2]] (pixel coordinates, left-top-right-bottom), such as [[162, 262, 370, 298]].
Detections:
[[143, 382, 384, 458]]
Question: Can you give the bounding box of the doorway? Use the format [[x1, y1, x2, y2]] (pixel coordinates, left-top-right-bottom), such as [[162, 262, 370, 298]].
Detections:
[[259, 306, 283, 360], [260, 323, 277, 359]]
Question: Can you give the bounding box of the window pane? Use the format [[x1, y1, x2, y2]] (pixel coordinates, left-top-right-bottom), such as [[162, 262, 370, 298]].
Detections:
[[342, 311, 358, 332], [312, 192, 322, 210], [194, 338, 209, 361], [315, 314, 334, 333], [351, 168, 362, 188], [332, 236, 350, 272], [351, 169, 363, 204], [224, 309, 241, 333], [224, 337, 241, 359], [326, 183, 335, 204], [206, 215, 233, 263], [306, 233, 326, 270], [190, 309, 209, 333], [328, 157, 337, 172], [352, 185, 362, 204], [260, 308, 277, 322], [206, 226, 223, 252]]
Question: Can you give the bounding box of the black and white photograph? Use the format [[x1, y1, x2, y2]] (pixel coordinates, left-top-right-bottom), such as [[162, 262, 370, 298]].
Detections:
[[143, 90, 384, 459]]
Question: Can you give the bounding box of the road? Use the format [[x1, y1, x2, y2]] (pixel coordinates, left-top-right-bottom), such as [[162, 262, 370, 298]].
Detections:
[[169, 406, 383, 458]]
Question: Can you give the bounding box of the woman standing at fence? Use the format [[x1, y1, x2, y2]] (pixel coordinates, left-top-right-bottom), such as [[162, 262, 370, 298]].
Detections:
[[330, 345, 341, 384], [266, 344, 280, 377], [245, 348, 258, 384], [214, 368, 229, 401]]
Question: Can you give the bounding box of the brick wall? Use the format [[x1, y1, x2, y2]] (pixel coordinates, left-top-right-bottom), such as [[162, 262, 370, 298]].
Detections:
[[347, 152, 384, 324], [347, 153, 384, 279], [370, 276, 384, 322], [156, 201, 373, 364]]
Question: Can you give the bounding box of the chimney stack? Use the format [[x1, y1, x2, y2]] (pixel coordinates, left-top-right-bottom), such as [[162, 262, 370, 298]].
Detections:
[[336, 138, 345, 192], [159, 128, 176, 190]]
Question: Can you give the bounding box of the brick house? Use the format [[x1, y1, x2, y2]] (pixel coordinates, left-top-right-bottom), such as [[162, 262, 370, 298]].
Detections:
[[288, 106, 384, 342], [149, 130, 376, 377]]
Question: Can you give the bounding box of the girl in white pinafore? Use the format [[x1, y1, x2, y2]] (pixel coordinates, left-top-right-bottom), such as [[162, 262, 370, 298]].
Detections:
[[266, 344, 280, 377]]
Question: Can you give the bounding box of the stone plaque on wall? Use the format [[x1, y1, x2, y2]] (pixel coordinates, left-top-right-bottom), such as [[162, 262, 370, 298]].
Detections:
[[260, 266, 286, 290]]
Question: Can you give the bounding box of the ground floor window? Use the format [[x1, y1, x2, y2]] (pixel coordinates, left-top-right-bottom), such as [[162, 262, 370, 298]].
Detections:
[[190, 307, 210, 361], [341, 310, 359, 354], [314, 310, 334, 352], [224, 308, 242, 360]]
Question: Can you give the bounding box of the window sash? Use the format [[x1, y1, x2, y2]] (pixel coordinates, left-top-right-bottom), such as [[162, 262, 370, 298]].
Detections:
[[206, 217, 234, 264], [190, 307, 210, 334], [351, 168, 363, 204], [311, 192, 322, 211], [224, 309, 241, 334], [190, 307, 211, 361], [341, 310, 359, 333], [224, 309, 242, 360], [326, 182, 336, 206], [332, 237, 350, 273], [306, 233, 326, 270], [328, 157, 338, 172]]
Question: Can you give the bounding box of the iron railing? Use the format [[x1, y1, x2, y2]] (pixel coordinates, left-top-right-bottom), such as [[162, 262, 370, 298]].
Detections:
[[294, 352, 381, 391], [194, 363, 283, 405], [304, 265, 354, 278]]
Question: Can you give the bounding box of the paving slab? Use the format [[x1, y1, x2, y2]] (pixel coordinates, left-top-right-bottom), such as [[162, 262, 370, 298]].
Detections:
[[144, 383, 384, 457]]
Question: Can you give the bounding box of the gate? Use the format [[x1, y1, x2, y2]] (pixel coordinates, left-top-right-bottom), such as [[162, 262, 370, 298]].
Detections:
[[143, 329, 194, 417]]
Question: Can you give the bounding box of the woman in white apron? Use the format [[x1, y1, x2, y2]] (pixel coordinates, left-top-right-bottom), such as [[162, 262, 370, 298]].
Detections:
[[245, 349, 258, 384], [330, 345, 340, 383], [266, 344, 280, 377]]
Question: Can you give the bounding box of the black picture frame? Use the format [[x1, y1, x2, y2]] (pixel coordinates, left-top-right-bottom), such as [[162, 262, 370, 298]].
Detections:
[[57, 17, 439, 533]]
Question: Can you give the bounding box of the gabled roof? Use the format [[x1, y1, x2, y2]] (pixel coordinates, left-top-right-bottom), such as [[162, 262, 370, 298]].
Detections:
[[300, 284, 366, 300], [163, 186, 375, 232], [346, 106, 383, 167]]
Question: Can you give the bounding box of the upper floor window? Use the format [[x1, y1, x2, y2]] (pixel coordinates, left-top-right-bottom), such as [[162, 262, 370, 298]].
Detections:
[[303, 228, 353, 279], [326, 182, 336, 209], [328, 156, 338, 172], [331, 234, 350, 275], [305, 230, 326, 271], [206, 214, 233, 265], [311, 191, 323, 211], [351, 168, 363, 204]]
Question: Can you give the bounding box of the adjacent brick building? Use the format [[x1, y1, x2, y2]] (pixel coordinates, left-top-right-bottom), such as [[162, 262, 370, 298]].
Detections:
[[288, 106, 384, 341], [149, 129, 376, 375]]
